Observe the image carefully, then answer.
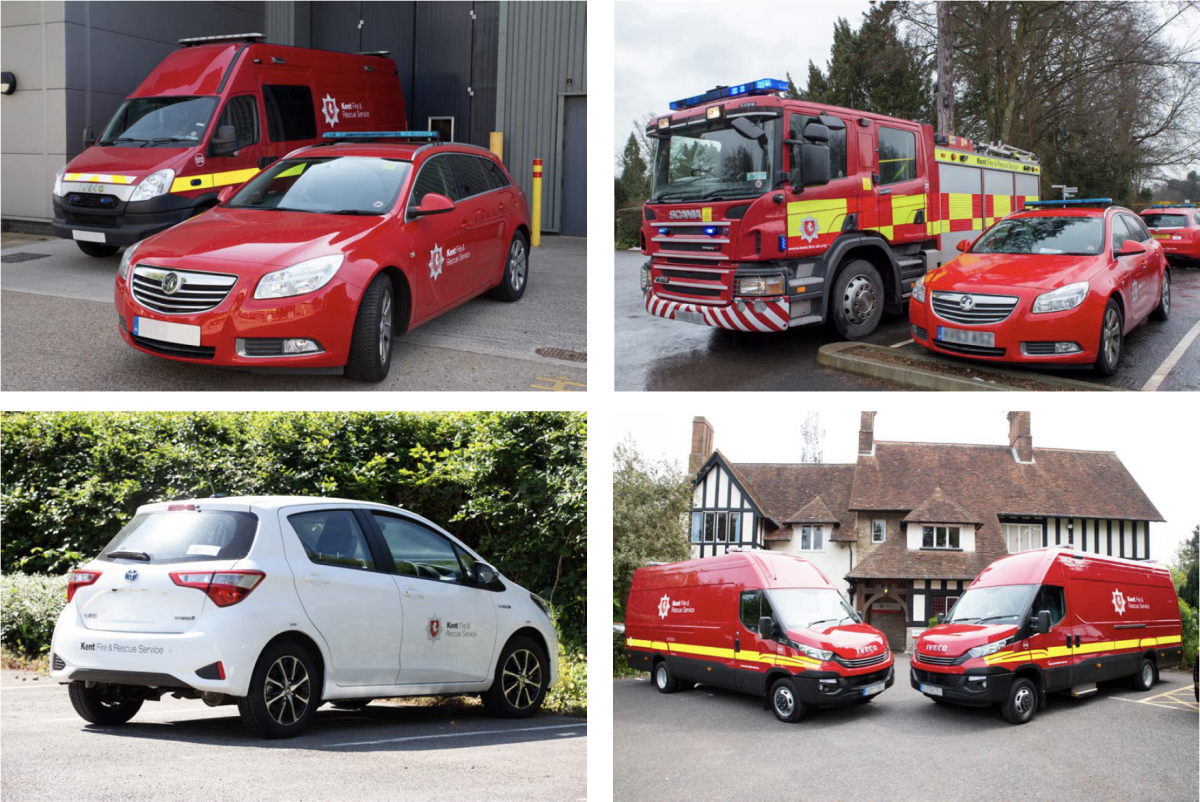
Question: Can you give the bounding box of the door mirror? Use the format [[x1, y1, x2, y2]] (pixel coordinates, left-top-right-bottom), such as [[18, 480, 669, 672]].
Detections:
[[217, 185, 237, 204], [956, 238, 973, 253], [472, 562, 500, 587], [798, 143, 830, 188], [758, 616, 776, 639], [936, 613, 945, 624], [211, 125, 238, 156], [413, 192, 456, 217], [1119, 239, 1147, 256], [1034, 609, 1052, 634], [802, 122, 831, 144], [82, 127, 96, 148], [730, 116, 766, 141]]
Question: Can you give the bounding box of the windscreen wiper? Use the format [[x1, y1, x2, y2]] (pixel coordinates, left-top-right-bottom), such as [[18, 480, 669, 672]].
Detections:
[[104, 550, 151, 561], [325, 209, 377, 216], [806, 617, 841, 627], [146, 137, 197, 147], [974, 615, 1016, 624]]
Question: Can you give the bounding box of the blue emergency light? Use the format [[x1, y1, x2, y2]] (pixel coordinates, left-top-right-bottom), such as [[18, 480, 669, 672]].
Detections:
[[1153, 202, 1196, 208], [1024, 198, 1113, 208], [322, 131, 438, 140], [669, 78, 789, 110]]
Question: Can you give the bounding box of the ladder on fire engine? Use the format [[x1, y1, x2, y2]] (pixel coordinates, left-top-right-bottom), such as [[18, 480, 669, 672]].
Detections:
[[977, 141, 1037, 163]]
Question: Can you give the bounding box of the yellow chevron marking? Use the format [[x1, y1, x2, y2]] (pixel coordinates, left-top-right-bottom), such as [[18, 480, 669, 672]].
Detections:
[[65, 173, 136, 184], [628, 639, 824, 670], [983, 635, 1182, 666]]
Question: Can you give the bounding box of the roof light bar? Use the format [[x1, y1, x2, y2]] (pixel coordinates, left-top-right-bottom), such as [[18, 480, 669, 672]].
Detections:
[[1150, 202, 1196, 208], [178, 32, 264, 45], [1024, 198, 1113, 208], [669, 78, 789, 111], [321, 131, 438, 140]]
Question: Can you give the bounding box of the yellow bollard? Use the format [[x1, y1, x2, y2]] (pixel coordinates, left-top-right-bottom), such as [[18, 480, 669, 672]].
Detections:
[[531, 158, 542, 248], [489, 131, 503, 161]]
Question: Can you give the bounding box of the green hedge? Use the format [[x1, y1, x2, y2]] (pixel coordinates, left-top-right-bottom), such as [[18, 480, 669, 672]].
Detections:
[[0, 411, 586, 648], [615, 207, 642, 250], [0, 573, 68, 656], [1180, 599, 1198, 670]]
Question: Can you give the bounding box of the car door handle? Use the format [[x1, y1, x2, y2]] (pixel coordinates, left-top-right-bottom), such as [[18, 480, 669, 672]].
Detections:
[[303, 572, 327, 586], [403, 588, 424, 600]]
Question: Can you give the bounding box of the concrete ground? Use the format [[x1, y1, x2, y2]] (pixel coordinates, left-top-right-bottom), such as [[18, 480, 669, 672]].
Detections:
[[614, 656, 1198, 801], [615, 249, 1200, 392], [0, 234, 586, 392], [0, 669, 586, 802]]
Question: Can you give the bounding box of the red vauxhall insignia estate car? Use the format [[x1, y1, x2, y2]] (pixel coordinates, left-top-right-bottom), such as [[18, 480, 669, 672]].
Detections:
[[115, 136, 531, 381], [909, 201, 1170, 375], [1140, 204, 1200, 268]]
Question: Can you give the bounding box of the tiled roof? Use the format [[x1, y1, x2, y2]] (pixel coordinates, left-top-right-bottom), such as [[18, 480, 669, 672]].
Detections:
[[903, 486, 982, 524], [731, 462, 857, 540], [784, 494, 840, 524]]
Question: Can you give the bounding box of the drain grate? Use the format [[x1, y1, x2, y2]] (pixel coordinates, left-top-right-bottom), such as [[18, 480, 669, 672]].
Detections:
[[536, 347, 587, 363], [1, 252, 52, 264]]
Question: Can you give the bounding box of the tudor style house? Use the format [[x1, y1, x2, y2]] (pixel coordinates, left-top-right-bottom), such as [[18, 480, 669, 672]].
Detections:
[[687, 412, 1164, 652]]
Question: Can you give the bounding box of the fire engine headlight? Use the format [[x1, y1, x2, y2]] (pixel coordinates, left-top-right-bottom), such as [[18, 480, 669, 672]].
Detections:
[[1032, 281, 1089, 314], [53, 167, 66, 197], [967, 638, 1011, 659], [129, 168, 176, 202], [254, 255, 344, 299], [912, 275, 927, 303], [736, 275, 785, 297], [118, 245, 138, 282], [641, 265, 651, 292], [795, 643, 834, 662]]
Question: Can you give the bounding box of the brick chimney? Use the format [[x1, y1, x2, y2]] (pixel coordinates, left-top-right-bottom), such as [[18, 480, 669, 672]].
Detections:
[[689, 417, 715, 474], [858, 411, 877, 456], [1008, 411, 1033, 463]]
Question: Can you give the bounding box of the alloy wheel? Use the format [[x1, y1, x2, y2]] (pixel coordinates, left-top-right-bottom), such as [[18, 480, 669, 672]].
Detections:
[[378, 287, 393, 364], [1162, 274, 1170, 314], [774, 686, 795, 717], [264, 655, 310, 727], [501, 648, 542, 709], [842, 275, 877, 325], [1102, 307, 1121, 367], [509, 239, 527, 292]]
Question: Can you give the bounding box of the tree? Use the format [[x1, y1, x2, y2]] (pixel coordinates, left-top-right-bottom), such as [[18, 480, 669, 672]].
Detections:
[[1175, 525, 1198, 611], [612, 438, 692, 621], [617, 132, 651, 206]]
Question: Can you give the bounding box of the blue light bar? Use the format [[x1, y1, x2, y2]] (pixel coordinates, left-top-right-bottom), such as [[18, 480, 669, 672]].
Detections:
[[669, 78, 789, 111], [322, 131, 438, 139], [1024, 198, 1113, 208], [1150, 202, 1196, 208]]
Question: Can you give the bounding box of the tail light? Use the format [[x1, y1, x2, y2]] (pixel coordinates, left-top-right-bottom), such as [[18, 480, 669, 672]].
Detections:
[[67, 570, 102, 602], [170, 570, 265, 607]]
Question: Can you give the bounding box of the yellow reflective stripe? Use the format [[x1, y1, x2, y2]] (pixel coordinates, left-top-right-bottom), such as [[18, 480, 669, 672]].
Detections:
[[947, 193, 974, 221], [890, 193, 925, 224], [64, 173, 136, 184], [934, 148, 1041, 175], [171, 174, 214, 193], [276, 163, 306, 179], [983, 635, 1183, 665], [170, 168, 260, 195], [993, 195, 1012, 218], [868, 226, 894, 239], [627, 638, 823, 669], [786, 198, 848, 238]]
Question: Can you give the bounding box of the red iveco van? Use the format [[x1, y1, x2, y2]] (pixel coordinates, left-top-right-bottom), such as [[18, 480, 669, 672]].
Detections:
[[53, 33, 406, 256], [912, 548, 1183, 725], [625, 551, 894, 723]]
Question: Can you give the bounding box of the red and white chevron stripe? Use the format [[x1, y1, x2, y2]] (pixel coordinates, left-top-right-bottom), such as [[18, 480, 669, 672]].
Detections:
[[644, 292, 789, 332]]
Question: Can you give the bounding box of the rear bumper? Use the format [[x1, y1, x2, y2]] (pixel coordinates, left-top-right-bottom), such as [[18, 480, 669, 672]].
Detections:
[[910, 663, 1013, 706]]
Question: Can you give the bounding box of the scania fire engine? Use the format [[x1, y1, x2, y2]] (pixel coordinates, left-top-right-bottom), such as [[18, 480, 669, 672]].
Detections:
[[639, 79, 1042, 337]]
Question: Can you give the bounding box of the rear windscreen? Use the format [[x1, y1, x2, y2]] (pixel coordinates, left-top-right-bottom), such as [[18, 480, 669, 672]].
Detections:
[[1140, 214, 1188, 229], [96, 511, 258, 564]]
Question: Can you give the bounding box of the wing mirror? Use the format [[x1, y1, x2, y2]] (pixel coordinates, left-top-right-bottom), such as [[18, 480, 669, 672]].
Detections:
[[217, 185, 237, 204], [472, 562, 500, 586], [936, 613, 945, 624], [1034, 609, 1052, 634], [956, 238, 973, 252], [1119, 239, 1148, 256], [758, 616, 776, 639], [82, 127, 96, 148], [210, 124, 238, 156], [413, 192, 456, 217]]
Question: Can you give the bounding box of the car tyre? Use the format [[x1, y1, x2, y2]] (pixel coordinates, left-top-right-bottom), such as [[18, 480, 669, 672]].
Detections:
[[1128, 658, 1156, 692], [652, 660, 679, 694], [490, 231, 529, 302], [769, 677, 806, 723], [68, 681, 143, 725], [1094, 298, 1123, 377], [1000, 677, 1038, 725], [481, 635, 549, 718], [831, 259, 884, 339], [1150, 271, 1170, 321], [237, 640, 320, 739], [76, 241, 119, 258], [345, 272, 394, 383]]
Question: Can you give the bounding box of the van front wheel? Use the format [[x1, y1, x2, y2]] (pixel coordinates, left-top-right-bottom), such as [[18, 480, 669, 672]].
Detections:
[[1001, 677, 1038, 725], [68, 681, 143, 725], [769, 678, 807, 723]]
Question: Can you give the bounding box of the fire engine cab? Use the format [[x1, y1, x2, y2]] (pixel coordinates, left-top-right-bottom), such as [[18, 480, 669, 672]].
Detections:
[[640, 79, 1042, 337]]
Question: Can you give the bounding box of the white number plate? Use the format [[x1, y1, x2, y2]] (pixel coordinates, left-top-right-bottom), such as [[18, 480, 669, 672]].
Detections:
[[675, 309, 705, 326], [938, 326, 995, 348], [72, 229, 106, 243], [862, 681, 886, 697], [133, 317, 201, 347], [921, 683, 944, 697]]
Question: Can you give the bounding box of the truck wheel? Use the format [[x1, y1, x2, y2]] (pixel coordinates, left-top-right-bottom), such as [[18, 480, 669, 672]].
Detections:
[[769, 678, 806, 723], [653, 661, 679, 694], [1094, 299, 1123, 376], [68, 681, 143, 725], [1129, 658, 1156, 691], [831, 260, 884, 339], [76, 241, 119, 258], [490, 232, 529, 302], [345, 273, 394, 382], [482, 636, 549, 717], [1000, 677, 1037, 725], [1150, 271, 1170, 321], [236, 641, 320, 739]]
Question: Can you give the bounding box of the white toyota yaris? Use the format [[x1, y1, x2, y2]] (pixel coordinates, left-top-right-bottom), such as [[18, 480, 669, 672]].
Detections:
[[50, 496, 559, 738]]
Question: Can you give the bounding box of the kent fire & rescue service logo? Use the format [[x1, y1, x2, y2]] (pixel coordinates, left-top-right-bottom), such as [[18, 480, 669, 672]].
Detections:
[[428, 617, 442, 641], [429, 244, 445, 281], [1112, 588, 1126, 616], [658, 594, 670, 620], [799, 215, 820, 243], [322, 94, 340, 126]]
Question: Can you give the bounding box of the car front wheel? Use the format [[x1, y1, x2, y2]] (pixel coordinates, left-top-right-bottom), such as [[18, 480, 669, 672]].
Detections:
[[68, 681, 143, 725], [481, 636, 549, 717], [1094, 298, 1123, 376], [237, 641, 320, 739], [345, 273, 394, 382]]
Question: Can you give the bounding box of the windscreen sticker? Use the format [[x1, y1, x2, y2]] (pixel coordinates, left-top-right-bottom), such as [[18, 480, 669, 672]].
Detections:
[[186, 544, 221, 556], [746, 171, 768, 181]]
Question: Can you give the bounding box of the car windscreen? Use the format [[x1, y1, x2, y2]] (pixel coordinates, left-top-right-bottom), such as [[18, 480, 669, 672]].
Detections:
[[99, 96, 219, 147], [226, 156, 412, 215], [1140, 213, 1189, 229], [765, 588, 861, 630], [650, 118, 777, 203], [95, 510, 259, 564], [943, 584, 1037, 625], [971, 216, 1105, 256]]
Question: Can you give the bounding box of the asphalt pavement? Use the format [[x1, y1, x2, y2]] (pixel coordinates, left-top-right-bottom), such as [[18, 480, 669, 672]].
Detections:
[[0, 669, 586, 802], [613, 656, 1198, 801], [615, 249, 1200, 391], [0, 235, 587, 392]]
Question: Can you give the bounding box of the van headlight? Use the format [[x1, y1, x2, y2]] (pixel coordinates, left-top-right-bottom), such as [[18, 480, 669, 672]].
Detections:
[[129, 169, 176, 202], [1032, 281, 1089, 314], [530, 593, 552, 620], [118, 245, 137, 282], [254, 255, 344, 299], [54, 167, 66, 197], [795, 642, 833, 661], [968, 638, 1011, 659], [912, 274, 927, 303]]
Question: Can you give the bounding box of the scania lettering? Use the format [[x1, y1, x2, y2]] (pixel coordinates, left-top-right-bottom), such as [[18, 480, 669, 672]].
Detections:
[[639, 78, 1041, 337], [911, 548, 1183, 725], [625, 551, 894, 723], [50, 496, 558, 738]]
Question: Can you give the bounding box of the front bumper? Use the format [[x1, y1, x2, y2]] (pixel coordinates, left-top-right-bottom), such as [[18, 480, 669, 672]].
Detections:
[[644, 289, 790, 332], [53, 192, 212, 247], [794, 661, 895, 707], [910, 662, 1013, 706]]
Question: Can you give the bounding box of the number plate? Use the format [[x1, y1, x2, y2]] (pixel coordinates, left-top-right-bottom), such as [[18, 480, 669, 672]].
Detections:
[[862, 681, 886, 697], [674, 309, 705, 326], [921, 683, 944, 697], [72, 229, 106, 244], [937, 326, 995, 348], [133, 316, 201, 347]]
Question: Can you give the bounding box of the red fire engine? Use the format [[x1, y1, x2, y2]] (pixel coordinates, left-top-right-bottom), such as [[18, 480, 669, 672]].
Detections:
[[640, 79, 1041, 337]]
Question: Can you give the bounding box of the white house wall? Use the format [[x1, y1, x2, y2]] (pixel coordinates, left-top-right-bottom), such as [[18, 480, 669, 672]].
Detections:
[[903, 522, 976, 552], [1044, 517, 1150, 560], [767, 525, 852, 598]]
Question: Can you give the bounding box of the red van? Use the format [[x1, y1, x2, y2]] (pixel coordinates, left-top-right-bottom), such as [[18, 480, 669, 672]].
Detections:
[[625, 551, 894, 722], [912, 548, 1184, 724], [53, 33, 406, 257]]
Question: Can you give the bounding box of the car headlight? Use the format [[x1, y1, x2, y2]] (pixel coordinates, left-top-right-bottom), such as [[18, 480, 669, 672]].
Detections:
[[968, 638, 1011, 659], [118, 245, 137, 281], [795, 642, 834, 662], [129, 168, 176, 202], [254, 255, 344, 299], [912, 274, 927, 303], [1032, 281, 1089, 314], [530, 593, 553, 620], [736, 275, 785, 296], [54, 167, 66, 197]]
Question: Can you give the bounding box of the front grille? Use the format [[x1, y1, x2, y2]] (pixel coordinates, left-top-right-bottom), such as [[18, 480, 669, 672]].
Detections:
[[241, 338, 286, 357], [659, 284, 722, 298], [52, 653, 65, 671], [657, 241, 724, 253], [844, 667, 891, 689], [1022, 341, 1058, 356], [916, 652, 960, 666], [63, 211, 117, 227], [131, 334, 216, 360], [912, 324, 928, 340], [913, 668, 962, 687], [131, 266, 238, 315], [934, 339, 1007, 357], [118, 315, 127, 333], [931, 292, 1019, 325], [659, 268, 722, 282], [835, 650, 890, 669], [67, 193, 119, 209]]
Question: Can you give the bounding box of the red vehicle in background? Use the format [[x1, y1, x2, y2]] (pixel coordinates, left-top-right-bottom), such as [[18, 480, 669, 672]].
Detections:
[[54, 33, 406, 256], [912, 548, 1183, 725], [625, 551, 894, 723], [909, 200, 1171, 375], [1140, 204, 1200, 268]]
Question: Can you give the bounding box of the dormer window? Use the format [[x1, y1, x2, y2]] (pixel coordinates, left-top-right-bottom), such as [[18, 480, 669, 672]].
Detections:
[[872, 519, 886, 544], [799, 524, 825, 551], [922, 525, 960, 549]]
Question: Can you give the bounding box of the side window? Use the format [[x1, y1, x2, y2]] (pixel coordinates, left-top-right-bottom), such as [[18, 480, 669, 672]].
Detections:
[[448, 155, 490, 200], [878, 126, 917, 185], [789, 114, 847, 181], [1032, 585, 1066, 627], [1111, 215, 1133, 253], [482, 158, 511, 190], [212, 95, 258, 154], [740, 590, 761, 631], [1130, 215, 1152, 242], [408, 158, 453, 208], [871, 520, 886, 544], [288, 510, 375, 570], [690, 512, 703, 544], [371, 513, 465, 582], [1193, 212, 1200, 227], [262, 85, 316, 142]]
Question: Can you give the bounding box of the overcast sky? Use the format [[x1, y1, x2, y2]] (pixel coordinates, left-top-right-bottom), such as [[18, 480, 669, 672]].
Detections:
[[617, 400, 1199, 567]]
